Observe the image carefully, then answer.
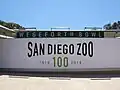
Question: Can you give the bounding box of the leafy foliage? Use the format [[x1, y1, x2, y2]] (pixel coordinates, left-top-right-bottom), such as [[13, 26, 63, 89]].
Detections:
[[0, 20, 25, 29], [104, 21, 120, 30]]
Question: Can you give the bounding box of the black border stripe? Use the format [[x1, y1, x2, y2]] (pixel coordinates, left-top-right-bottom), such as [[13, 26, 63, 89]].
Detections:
[[1, 68, 120, 78], [16, 31, 104, 38]]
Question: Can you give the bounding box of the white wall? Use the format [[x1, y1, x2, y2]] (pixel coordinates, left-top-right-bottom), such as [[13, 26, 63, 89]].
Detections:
[[0, 39, 3, 68], [1, 38, 120, 71]]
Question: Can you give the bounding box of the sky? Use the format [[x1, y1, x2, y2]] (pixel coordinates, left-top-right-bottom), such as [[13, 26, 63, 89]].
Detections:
[[0, 0, 120, 30]]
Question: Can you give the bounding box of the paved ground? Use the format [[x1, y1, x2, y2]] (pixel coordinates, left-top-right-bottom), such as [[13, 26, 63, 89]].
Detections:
[[0, 75, 120, 90]]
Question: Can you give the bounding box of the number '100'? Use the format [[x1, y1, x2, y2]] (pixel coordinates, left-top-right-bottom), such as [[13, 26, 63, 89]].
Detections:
[[53, 57, 68, 67]]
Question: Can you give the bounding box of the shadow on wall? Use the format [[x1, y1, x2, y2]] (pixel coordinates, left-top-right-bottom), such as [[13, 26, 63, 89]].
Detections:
[[1, 70, 120, 78]]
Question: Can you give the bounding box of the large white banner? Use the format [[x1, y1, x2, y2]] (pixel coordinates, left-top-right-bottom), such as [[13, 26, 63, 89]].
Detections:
[[1, 38, 120, 71]]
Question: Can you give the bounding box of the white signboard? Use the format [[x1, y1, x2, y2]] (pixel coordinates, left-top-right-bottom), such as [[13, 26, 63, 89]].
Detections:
[[1, 38, 120, 72]]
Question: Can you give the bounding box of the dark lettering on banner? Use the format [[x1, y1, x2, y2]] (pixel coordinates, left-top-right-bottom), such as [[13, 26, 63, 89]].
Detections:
[[76, 42, 94, 57], [88, 41, 94, 57], [26, 41, 94, 69], [16, 31, 104, 38], [28, 42, 33, 57], [39, 43, 45, 55], [82, 43, 87, 56], [69, 44, 74, 54], [63, 44, 68, 54], [33, 43, 39, 56], [57, 44, 62, 54], [27, 41, 94, 58], [27, 42, 45, 57], [48, 44, 52, 55], [54, 44, 56, 54], [77, 43, 81, 55]]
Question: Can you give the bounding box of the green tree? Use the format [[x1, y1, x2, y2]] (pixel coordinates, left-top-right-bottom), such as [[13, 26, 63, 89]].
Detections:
[[0, 20, 25, 29], [103, 23, 112, 30], [111, 22, 118, 29], [104, 21, 120, 30]]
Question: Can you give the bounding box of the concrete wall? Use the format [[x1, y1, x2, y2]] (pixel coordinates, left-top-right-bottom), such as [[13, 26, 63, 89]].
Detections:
[[104, 32, 120, 38], [0, 39, 3, 68], [1, 38, 120, 72]]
